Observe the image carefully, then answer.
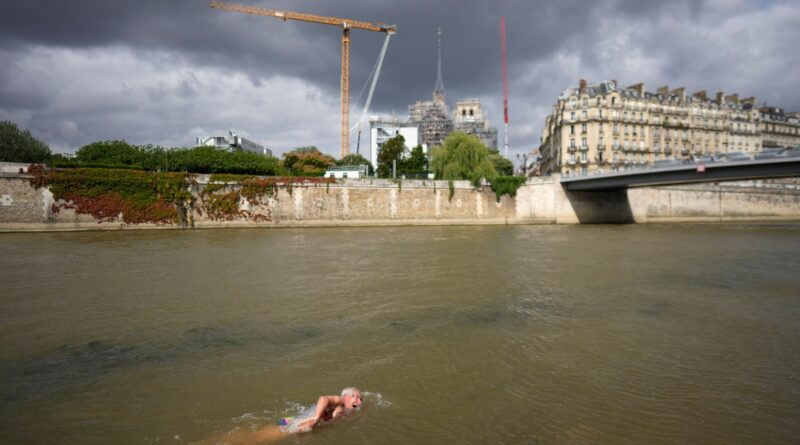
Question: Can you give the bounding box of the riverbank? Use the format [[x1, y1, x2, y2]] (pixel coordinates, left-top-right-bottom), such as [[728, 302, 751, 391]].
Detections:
[[2, 167, 800, 231]]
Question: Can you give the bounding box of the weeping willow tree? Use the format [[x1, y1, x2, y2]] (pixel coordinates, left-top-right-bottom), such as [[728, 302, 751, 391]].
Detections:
[[429, 132, 497, 186]]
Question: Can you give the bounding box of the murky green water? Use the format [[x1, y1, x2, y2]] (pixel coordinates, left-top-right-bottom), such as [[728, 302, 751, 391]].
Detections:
[[1, 225, 799, 444]]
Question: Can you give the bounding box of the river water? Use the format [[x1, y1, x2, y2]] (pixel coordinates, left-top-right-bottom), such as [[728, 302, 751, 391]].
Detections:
[[1, 224, 799, 444]]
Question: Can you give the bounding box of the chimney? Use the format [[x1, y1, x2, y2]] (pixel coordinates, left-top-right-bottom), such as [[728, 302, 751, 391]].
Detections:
[[716, 91, 725, 105], [657, 85, 669, 96], [670, 87, 686, 102], [627, 82, 645, 97], [579, 79, 587, 95], [725, 94, 739, 105], [692, 90, 707, 101]]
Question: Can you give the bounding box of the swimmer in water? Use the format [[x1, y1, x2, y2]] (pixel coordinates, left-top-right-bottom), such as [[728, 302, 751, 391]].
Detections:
[[206, 387, 362, 444]]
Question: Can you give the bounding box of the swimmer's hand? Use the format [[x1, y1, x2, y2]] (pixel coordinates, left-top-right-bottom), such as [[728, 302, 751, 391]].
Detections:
[[295, 416, 320, 432]]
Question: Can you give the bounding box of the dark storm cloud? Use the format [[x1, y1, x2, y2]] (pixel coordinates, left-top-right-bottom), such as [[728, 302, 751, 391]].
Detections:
[[1, 0, 798, 157]]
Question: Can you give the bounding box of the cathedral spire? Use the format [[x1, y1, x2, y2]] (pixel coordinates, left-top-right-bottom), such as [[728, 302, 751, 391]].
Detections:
[[433, 27, 445, 104]]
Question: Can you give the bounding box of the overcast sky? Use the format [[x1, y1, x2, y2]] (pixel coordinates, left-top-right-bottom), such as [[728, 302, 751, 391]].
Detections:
[[1, 0, 798, 162]]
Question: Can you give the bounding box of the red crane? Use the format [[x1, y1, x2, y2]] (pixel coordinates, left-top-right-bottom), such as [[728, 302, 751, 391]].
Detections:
[[501, 16, 509, 159]]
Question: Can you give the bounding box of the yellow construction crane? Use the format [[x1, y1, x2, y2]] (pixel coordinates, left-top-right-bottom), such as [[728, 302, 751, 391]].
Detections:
[[209, 1, 396, 158]]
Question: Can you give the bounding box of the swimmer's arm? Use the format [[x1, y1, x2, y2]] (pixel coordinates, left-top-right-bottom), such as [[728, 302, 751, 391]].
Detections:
[[307, 395, 341, 427]]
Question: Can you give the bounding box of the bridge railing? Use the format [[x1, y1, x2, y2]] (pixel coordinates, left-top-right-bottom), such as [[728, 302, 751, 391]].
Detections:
[[574, 146, 800, 178]]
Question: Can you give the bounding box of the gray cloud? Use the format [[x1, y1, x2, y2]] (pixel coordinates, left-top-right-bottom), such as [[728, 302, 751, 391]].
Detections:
[[1, 0, 798, 160]]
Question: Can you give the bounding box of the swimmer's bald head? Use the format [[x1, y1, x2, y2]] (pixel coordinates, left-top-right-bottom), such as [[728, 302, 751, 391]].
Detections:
[[341, 387, 362, 410]]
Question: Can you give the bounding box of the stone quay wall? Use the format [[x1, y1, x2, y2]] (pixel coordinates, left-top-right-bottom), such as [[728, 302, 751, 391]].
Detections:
[[2, 167, 800, 231]]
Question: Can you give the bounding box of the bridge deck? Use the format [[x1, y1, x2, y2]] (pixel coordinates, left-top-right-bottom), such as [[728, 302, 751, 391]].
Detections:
[[561, 157, 800, 191]]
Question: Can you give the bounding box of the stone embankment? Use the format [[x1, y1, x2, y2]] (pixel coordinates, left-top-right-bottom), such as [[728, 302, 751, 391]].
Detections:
[[1, 163, 799, 231]]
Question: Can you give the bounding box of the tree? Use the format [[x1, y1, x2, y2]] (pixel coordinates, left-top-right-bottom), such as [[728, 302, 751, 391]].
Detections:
[[0, 121, 51, 163], [337, 153, 374, 175], [488, 152, 514, 176], [281, 147, 335, 176], [75, 140, 143, 166], [401, 144, 427, 174], [430, 131, 497, 185], [376, 135, 405, 178]]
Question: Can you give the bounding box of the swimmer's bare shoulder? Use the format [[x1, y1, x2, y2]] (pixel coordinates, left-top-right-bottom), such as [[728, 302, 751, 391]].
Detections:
[[202, 388, 363, 444]]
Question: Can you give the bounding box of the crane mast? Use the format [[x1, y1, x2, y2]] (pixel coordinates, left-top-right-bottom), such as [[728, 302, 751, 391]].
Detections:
[[209, 1, 396, 158], [501, 16, 509, 159]]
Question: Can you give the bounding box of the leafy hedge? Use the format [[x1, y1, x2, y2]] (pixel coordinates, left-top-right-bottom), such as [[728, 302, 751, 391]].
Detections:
[[71, 141, 281, 176]]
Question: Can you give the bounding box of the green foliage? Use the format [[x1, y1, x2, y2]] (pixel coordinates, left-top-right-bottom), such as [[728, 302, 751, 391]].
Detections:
[[281, 147, 335, 176], [430, 132, 497, 186], [377, 135, 406, 178], [0, 121, 51, 163], [489, 176, 526, 202], [337, 153, 374, 175], [29, 167, 191, 224], [76, 140, 142, 167], [448, 179, 455, 202], [71, 141, 280, 175], [488, 152, 514, 176], [401, 144, 428, 174]]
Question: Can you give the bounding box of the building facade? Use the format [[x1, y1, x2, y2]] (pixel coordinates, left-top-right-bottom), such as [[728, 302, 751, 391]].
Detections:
[[196, 130, 273, 157], [760, 107, 800, 148], [453, 99, 498, 150], [539, 80, 765, 176], [369, 118, 423, 169]]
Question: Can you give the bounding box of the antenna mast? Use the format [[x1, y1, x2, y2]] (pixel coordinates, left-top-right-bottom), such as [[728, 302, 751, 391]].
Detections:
[[501, 17, 509, 159]]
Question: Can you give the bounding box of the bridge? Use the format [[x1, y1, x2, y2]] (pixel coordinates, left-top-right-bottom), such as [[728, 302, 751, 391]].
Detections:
[[561, 153, 800, 191]]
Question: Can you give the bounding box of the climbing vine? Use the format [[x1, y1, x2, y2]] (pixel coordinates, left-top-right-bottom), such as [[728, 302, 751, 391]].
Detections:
[[201, 175, 335, 221], [28, 165, 191, 224]]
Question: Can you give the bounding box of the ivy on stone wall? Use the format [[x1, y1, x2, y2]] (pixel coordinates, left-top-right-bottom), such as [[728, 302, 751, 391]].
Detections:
[[28, 165, 191, 224], [200, 175, 335, 221]]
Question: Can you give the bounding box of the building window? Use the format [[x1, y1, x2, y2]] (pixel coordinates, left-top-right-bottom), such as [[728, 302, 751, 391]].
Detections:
[[581, 166, 587, 176], [582, 110, 587, 120], [613, 124, 619, 134], [599, 124, 604, 134], [571, 112, 576, 121], [612, 97, 616, 105], [581, 138, 587, 148], [569, 153, 576, 163], [598, 152, 604, 162], [570, 139, 576, 148], [582, 98, 588, 107], [581, 123, 587, 133], [599, 109, 604, 119], [469, 109, 474, 116], [570, 124, 575, 135], [580, 152, 587, 162]]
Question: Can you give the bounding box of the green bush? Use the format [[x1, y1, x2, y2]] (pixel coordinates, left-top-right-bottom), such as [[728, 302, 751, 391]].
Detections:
[[489, 176, 526, 202]]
